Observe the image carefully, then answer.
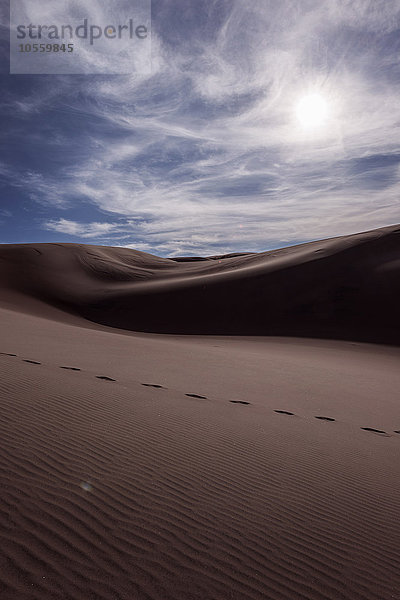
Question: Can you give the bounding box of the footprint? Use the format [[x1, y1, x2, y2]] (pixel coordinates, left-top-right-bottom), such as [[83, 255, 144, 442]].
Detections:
[[96, 376, 116, 382], [315, 416, 335, 422], [186, 393, 207, 399], [230, 400, 250, 405], [394, 431, 400, 434], [142, 383, 165, 389], [23, 360, 41, 365], [274, 410, 294, 415], [60, 366, 81, 371], [360, 427, 387, 434], [0, 353, 17, 357]]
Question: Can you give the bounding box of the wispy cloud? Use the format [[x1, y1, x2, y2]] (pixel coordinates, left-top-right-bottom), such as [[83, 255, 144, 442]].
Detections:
[[44, 218, 124, 238], [1, 0, 400, 254]]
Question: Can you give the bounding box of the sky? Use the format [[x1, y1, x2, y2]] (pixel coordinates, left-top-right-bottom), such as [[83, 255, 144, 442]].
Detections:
[[0, 0, 400, 257]]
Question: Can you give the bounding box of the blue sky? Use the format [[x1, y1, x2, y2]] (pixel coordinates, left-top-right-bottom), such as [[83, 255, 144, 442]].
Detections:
[[1, 0, 400, 256]]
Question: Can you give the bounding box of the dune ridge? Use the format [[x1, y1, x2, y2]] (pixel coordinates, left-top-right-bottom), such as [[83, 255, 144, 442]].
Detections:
[[0, 224, 399, 343]]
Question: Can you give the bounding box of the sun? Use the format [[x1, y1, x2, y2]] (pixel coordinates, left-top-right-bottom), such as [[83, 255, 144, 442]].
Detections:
[[295, 93, 329, 129]]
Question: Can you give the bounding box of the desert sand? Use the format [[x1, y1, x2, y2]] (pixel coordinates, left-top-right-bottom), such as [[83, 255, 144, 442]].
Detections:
[[0, 224, 400, 599]]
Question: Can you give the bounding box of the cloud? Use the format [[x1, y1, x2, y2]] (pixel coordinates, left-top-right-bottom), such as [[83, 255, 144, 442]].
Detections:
[[44, 218, 123, 238]]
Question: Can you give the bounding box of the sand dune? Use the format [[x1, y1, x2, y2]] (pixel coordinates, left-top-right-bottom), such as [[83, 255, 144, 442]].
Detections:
[[0, 224, 399, 343], [1, 226, 400, 599]]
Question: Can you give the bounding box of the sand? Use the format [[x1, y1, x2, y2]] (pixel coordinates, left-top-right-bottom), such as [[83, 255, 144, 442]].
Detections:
[[0, 225, 400, 599]]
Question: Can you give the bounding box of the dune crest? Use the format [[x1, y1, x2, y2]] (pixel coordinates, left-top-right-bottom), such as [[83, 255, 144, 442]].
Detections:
[[0, 224, 399, 343]]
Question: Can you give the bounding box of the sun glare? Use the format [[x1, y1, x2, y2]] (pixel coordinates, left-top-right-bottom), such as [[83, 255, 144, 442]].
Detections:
[[296, 93, 329, 129]]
